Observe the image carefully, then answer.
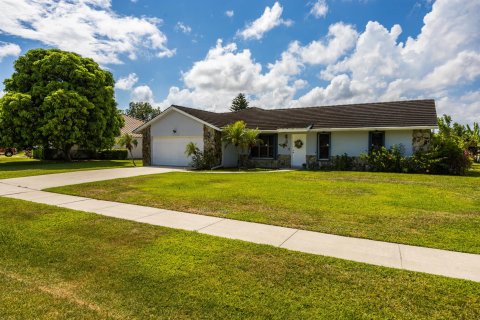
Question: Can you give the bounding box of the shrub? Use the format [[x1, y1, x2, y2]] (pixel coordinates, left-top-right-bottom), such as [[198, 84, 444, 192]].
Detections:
[[97, 149, 128, 160], [413, 138, 472, 175], [185, 142, 218, 170], [32, 147, 64, 160], [361, 145, 405, 173], [32, 147, 44, 160], [332, 153, 355, 171], [33, 147, 127, 160]]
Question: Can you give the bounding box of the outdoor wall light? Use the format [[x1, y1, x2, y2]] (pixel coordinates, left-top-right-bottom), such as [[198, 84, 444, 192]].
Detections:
[[172, 129, 177, 134]]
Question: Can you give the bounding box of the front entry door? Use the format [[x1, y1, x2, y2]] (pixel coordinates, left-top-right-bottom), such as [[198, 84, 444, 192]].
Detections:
[[291, 133, 307, 168]]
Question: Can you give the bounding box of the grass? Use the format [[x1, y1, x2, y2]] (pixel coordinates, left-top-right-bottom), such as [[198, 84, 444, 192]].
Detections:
[[0, 155, 141, 179], [0, 197, 479, 319], [50, 167, 480, 254]]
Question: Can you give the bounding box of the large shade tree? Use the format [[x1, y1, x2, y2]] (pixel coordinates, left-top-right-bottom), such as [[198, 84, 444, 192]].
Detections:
[[0, 48, 123, 160], [124, 101, 161, 122]]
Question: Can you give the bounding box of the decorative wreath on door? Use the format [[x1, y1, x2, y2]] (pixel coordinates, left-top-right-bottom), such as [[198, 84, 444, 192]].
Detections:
[[294, 139, 303, 149]]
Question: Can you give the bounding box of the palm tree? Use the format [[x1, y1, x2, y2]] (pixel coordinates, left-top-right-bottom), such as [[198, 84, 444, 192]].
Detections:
[[118, 133, 138, 166], [222, 120, 260, 167]]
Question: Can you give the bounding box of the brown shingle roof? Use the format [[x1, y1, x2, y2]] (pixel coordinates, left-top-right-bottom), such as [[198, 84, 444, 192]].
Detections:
[[121, 115, 144, 138], [173, 99, 437, 130]]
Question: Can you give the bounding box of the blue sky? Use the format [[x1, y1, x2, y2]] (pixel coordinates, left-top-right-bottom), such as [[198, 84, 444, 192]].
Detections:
[[0, 0, 479, 123]]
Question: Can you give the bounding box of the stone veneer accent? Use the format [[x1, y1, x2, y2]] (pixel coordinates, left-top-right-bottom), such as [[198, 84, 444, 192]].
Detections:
[[412, 129, 432, 153], [240, 154, 291, 169], [306, 154, 367, 170], [141, 125, 151, 166], [203, 125, 222, 166], [306, 155, 317, 169]]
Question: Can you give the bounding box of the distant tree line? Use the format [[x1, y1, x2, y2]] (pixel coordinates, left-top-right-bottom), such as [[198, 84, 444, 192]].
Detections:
[[124, 101, 161, 122]]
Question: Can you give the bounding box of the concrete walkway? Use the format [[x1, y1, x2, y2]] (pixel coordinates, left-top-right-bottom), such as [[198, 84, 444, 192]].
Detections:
[[0, 169, 479, 282], [0, 167, 184, 189]]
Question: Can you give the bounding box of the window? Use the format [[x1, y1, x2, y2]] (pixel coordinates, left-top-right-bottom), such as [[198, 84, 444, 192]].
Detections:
[[250, 134, 277, 158], [317, 133, 331, 160], [369, 131, 385, 151]]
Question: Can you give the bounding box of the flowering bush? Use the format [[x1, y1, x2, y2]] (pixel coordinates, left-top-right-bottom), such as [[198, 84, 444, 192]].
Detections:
[[361, 145, 405, 173], [417, 136, 472, 175]]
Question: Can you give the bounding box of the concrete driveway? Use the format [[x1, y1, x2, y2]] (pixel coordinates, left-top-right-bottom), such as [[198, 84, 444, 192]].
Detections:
[[0, 166, 183, 190]]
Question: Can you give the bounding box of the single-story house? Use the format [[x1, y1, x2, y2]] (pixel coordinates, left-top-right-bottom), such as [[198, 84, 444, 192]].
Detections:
[[114, 114, 144, 159], [133, 99, 437, 168]]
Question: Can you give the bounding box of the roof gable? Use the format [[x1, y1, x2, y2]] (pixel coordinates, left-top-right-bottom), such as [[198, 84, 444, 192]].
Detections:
[[133, 106, 221, 133], [121, 115, 145, 138]]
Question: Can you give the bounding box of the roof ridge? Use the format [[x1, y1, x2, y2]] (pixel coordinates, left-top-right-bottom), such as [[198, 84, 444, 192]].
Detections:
[[173, 99, 434, 115], [269, 99, 435, 113], [172, 104, 220, 114]]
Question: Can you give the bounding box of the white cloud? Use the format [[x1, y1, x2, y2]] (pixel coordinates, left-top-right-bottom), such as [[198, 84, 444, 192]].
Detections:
[[309, 0, 328, 18], [436, 92, 480, 124], [295, 0, 480, 121], [0, 42, 21, 61], [116, 73, 139, 90], [419, 51, 480, 90], [159, 39, 303, 110], [225, 10, 234, 18], [131, 85, 155, 104], [175, 22, 192, 34], [237, 2, 293, 40], [158, 0, 480, 123], [292, 23, 358, 65], [0, 0, 174, 65]]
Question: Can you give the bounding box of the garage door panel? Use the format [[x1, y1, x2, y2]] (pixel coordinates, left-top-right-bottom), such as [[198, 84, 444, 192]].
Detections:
[[152, 136, 203, 166]]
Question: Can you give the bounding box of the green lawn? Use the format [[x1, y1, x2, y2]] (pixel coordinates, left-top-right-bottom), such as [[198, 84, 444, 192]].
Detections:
[[0, 197, 478, 319], [0, 155, 141, 179], [50, 167, 480, 254]]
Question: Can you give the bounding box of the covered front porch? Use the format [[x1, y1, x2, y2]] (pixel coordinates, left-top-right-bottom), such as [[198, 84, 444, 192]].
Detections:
[[221, 129, 424, 169]]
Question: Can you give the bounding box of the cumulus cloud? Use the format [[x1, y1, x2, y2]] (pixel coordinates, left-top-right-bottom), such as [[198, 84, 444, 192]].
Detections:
[[159, 39, 303, 110], [237, 2, 293, 40], [159, 0, 480, 123], [292, 23, 358, 65], [309, 0, 328, 18], [116, 73, 139, 90], [0, 42, 21, 61], [294, 0, 480, 122], [0, 0, 174, 65], [131, 85, 155, 104], [175, 22, 192, 34], [225, 10, 234, 18]]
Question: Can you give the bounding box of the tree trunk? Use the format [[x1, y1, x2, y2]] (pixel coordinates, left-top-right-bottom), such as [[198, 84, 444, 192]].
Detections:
[[63, 145, 73, 162], [129, 149, 136, 166]]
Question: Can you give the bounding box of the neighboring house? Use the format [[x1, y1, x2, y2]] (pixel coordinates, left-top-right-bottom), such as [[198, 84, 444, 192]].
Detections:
[[134, 99, 437, 168], [115, 114, 144, 159]]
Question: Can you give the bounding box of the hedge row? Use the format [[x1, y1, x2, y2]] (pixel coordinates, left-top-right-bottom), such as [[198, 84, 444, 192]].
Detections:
[[33, 148, 128, 160]]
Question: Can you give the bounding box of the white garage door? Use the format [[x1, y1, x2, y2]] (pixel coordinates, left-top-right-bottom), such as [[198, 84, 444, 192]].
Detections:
[[152, 136, 204, 166]]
